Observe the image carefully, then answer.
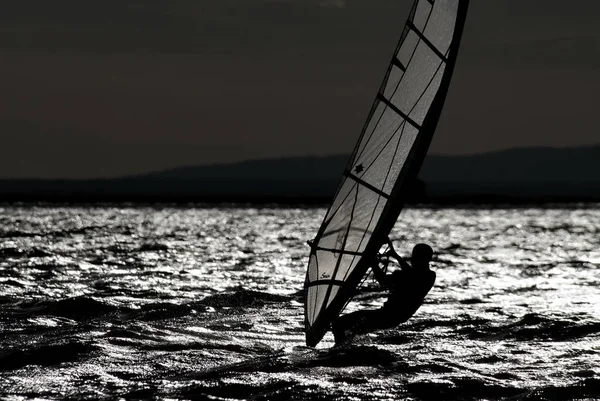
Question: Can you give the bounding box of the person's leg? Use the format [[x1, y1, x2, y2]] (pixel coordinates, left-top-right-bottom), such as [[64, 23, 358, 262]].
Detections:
[[383, 299, 423, 327], [332, 308, 389, 343]]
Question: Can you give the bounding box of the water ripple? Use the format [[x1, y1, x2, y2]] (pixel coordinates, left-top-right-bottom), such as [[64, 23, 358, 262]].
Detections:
[[1, 205, 599, 400]]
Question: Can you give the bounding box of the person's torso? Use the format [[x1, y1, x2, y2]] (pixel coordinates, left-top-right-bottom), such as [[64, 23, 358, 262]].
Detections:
[[383, 269, 436, 309]]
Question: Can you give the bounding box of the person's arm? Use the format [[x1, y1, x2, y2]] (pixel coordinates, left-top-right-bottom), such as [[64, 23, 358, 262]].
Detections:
[[395, 255, 412, 271], [385, 239, 411, 271], [370, 258, 390, 287]]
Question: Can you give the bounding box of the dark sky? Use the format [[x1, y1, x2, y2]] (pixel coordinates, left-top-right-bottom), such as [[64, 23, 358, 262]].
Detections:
[[2, 0, 599, 179]]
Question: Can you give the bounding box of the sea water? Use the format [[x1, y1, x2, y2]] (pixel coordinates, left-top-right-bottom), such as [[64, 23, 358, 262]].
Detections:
[[1, 204, 599, 400]]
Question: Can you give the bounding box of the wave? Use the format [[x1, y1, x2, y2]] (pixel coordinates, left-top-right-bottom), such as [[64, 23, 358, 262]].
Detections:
[[0, 230, 41, 238], [407, 378, 522, 400], [10, 296, 119, 321], [137, 242, 170, 252], [196, 289, 291, 308], [525, 378, 600, 400], [0, 341, 96, 371], [2, 289, 290, 327], [0, 247, 53, 258], [177, 369, 600, 401], [134, 302, 201, 321], [182, 345, 397, 382], [457, 313, 600, 342], [178, 379, 298, 401], [0, 225, 105, 239]]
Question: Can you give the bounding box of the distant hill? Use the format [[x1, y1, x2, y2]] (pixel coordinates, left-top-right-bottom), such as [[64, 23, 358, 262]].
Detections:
[[419, 145, 600, 199], [1, 145, 599, 203], [137, 155, 348, 182], [420, 145, 600, 183]]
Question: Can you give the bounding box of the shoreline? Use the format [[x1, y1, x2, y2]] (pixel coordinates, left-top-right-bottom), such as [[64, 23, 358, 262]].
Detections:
[[2, 195, 599, 209]]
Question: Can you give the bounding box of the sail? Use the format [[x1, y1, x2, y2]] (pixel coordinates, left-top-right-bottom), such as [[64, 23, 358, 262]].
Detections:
[[304, 0, 470, 347]]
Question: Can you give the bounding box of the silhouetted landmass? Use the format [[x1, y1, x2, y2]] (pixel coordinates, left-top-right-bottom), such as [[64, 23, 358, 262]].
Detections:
[[421, 145, 599, 182], [0, 156, 350, 204], [1, 146, 599, 204], [419, 145, 600, 201]]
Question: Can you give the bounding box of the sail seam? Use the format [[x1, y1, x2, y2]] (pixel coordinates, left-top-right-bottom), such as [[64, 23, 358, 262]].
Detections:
[[376, 93, 421, 130], [343, 117, 407, 195], [343, 170, 391, 199], [320, 186, 359, 312], [321, 180, 358, 230], [344, 120, 406, 285], [350, 118, 406, 186], [322, 226, 374, 238], [386, 6, 435, 105]]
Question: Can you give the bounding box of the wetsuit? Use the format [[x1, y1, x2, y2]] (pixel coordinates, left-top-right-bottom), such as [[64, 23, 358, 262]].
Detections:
[[331, 251, 435, 343], [382, 268, 436, 325]]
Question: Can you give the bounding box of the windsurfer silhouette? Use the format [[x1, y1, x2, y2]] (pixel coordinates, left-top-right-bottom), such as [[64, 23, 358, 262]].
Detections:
[[331, 240, 435, 344]]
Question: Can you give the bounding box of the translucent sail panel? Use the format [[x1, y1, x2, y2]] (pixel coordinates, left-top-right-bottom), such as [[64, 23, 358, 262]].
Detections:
[[350, 105, 406, 184], [306, 284, 332, 325], [324, 106, 406, 223], [305, 253, 352, 324], [360, 124, 420, 195], [323, 124, 421, 222], [305, 184, 387, 326], [390, 44, 446, 125], [307, 0, 460, 325], [304, 0, 468, 346], [423, 0, 459, 54], [315, 185, 386, 275], [412, 0, 433, 31], [306, 252, 341, 325], [347, 0, 457, 187]]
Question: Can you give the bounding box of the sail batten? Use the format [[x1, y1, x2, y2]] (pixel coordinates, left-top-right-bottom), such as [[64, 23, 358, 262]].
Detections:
[[392, 57, 407, 71], [407, 20, 449, 61], [377, 94, 422, 129], [305, 280, 347, 288], [343, 171, 391, 199], [304, 0, 470, 347]]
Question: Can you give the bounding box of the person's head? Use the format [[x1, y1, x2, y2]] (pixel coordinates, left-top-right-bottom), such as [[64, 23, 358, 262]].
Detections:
[[411, 243, 433, 269]]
